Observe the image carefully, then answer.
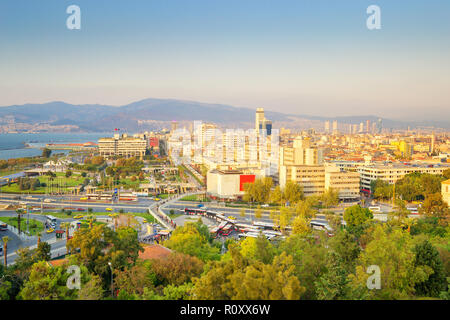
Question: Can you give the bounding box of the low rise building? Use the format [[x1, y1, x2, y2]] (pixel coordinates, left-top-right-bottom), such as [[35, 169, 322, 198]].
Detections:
[[442, 179, 450, 207], [324, 165, 360, 200], [279, 165, 325, 197], [207, 169, 256, 199], [360, 162, 450, 193]]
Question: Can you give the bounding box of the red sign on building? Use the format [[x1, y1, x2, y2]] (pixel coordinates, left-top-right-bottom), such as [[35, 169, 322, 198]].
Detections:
[[149, 137, 159, 147], [239, 175, 256, 191]]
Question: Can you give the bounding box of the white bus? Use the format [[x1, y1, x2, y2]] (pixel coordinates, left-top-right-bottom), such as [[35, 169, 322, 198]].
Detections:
[[46, 215, 57, 226], [252, 221, 276, 230], [368, 206, 381, 212]]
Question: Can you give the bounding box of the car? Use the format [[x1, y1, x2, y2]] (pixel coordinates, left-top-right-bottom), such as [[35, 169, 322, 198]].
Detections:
[[32, 207, 41, 211], [74, 215, 83, 219], [227, 216, 236, 220], [0, 223, 7, 231], [106, 208, 113, 211], [47, 228, 54, 233], [154, 198, 161, 201], [79, 197, 88, 200], [142, 219, 147, 223], [108, 213, 117, 217], [77, 208, 85, 211], [261, 204, 269, 207]]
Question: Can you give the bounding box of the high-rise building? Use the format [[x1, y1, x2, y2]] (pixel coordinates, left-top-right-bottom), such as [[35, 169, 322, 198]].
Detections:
[[359, 122, 364, 133], [324, 120, 330, 133], [280, 136, 323, 166], [255, 108, 265, 132], [171, 121, 178, 132], [431, 132, 436, 154], [332, 120, 338, 134], [366, 120, 370, 133], [255, 108, 272, 136], [377, 118, 383, 134]]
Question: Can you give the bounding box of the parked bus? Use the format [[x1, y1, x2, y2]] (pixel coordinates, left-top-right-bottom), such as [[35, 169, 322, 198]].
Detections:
[[0, 223, 7, 231], [252, 221, 276, 230], [407, 207, 419, 214], [368, 206, 381, 212]]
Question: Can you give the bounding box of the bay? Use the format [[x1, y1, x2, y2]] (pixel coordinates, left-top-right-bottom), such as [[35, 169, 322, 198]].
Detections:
[[0, 132, 110, 160]]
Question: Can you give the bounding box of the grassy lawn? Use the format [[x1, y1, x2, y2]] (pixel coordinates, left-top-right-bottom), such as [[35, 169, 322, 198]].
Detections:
[[0, 172, 85, 194], [39, 211, 157, 223], [157, 193, 169, 199], [0, 216, 44, 236], [0, 170, 22, 177], [179, 194, 211, 202]]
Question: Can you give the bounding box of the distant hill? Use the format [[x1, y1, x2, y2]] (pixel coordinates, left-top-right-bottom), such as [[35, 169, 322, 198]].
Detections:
[[0, 98, 448, 132]]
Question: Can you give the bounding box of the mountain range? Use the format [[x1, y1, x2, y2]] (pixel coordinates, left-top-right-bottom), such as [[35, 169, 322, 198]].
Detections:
[[0, 98, 448, 132]]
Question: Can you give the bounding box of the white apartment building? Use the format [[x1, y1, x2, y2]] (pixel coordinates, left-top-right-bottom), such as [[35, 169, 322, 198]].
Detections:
[[360, 163, 450, 192]]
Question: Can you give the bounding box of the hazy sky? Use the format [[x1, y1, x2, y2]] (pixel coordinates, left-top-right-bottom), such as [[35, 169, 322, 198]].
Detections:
[[0, 0, 449, 121]]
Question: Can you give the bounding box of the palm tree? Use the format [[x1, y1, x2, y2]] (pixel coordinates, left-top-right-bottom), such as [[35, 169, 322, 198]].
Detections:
[[60, 222, 71, 255], [37, 231, 42, 246], [2, 236, 9, 267], [15, 209, 24, 235]]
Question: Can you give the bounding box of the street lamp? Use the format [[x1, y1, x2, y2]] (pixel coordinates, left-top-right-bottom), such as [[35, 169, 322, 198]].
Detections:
[[108, 262, 114, 297]]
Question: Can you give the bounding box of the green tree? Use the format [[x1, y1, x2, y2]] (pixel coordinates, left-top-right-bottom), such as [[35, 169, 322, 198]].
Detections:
[[18, 261, 77, 300], [192, 248, 304, 300], [65, 170, 72, 178], [315, 251, 364, 300], [77, 274, 104, 300], [343, 205, 373, 229], [254, 205, 262, 220], [283, 181, 303, 205], [42, 148, 52, 158], [33, 241, 51, 261], [151, 252, 204, 286], [2, 236, 9, 267], [420, 193, 449, 226], [239, 234, 275, 264], [371, 179, 393, 200], [291, 215, 311, 236], [270, 186, 283, 205], [321, 188, 339, 208], [348, 225, 433, 299], [164, 222, 220, 262], [278, 234, 328, 299], [414, 240, 447, 297]]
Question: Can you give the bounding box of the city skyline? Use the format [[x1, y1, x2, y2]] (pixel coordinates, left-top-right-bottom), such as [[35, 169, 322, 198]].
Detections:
[[0, 0, 449, 121]]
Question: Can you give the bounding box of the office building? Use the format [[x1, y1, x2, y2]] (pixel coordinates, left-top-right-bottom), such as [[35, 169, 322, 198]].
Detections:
[[98, 133, 147, 159]]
